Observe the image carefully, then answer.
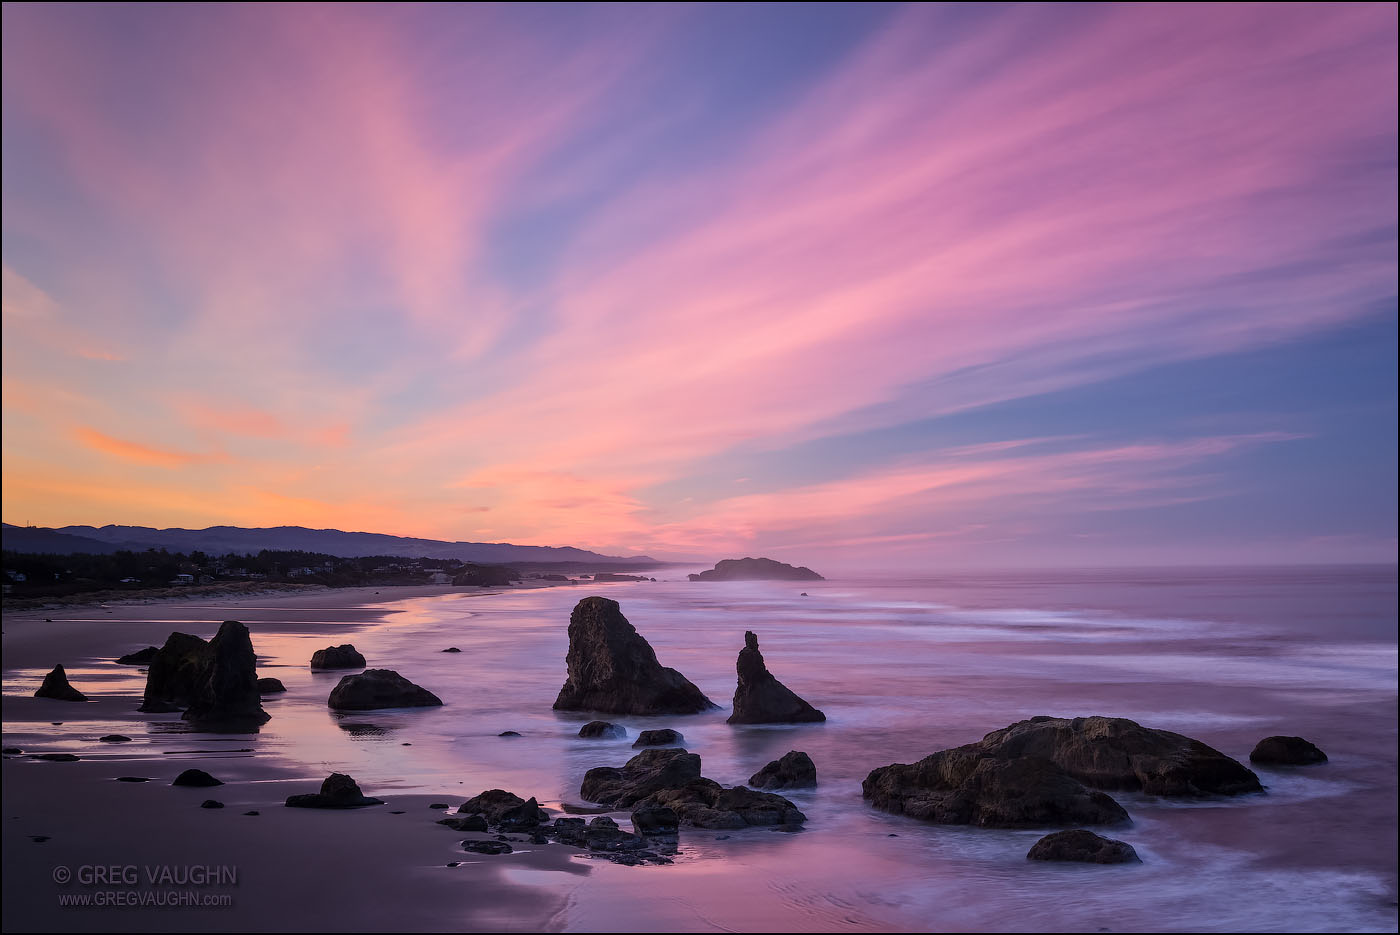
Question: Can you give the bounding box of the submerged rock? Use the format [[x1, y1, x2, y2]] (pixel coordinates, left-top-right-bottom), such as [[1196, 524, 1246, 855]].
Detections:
[[285, 773, 383, 808], [687, 558, 824, 582], [326, 669, 442, 710], [553, 597, 715, 716], [200, 800, 224, 809], [633, 728, 684, 747], [173, 768, 223, 787], [99, 734, 133, 743], [441, 647, 462, 653], [1027, 829, 1141, 864], [1249, 736, 1327, 765], [310, 644, 366, 669], [256, 677, 286, 694], [728, 632, 824, 724], [116, 647, 160, 665], [460, 840, 512, 855], [34, 665, 86, 702], [749, 751, 817, 789], [578, 720, 626, 739]]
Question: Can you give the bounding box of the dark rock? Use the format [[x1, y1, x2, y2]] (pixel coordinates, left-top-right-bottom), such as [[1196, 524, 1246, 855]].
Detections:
[[456, 790, 549, 831], [863, 752, 1130, 828], [749, 751, 817, 789], [244, 811, 260, 816], [630, 805, 680, 835], [99, 735, 133, 743], [800, 592, 808, 597], [116, 647, 160, 665], [437, 814, 489, 832], [582, 816, 646, 852], [978, 716, 1262, 795], [285, 772, 384, 808], [688, 557, 823, 582], [428, 802, 450, 809], [310, 644, 366, 669], [441, 647, 462, 653], [634, 781, 806, 829], [728, 632, 824, 724], [34, 665, 86, 702], [182, 621, 269, 727], [581, 747, 804, 828], [30, 835, 50, 843], [139, 632, 214, 712], [579, 720, 626, 739], [498, 731, 521, 737], [256, 677, 286, 694], [460, 840, 512, 855], [32, 753, 79, 762], [554, 597, 715, 716], [633, 728, 684, 747], [138, 625, 269, 727], [173, 769, 223, 787], [200, 800, 224, 809], [593, 572, 648, 582], [560, 803, 613, 815], [581, 748, 704, 808], [1027, 829, 1141, 863], [551, 817, 589, 846], [327, 669, 442, 710], [116, 776, 151, 782], [1250, 736, 1328, 765], [2, 747, 21, 755]]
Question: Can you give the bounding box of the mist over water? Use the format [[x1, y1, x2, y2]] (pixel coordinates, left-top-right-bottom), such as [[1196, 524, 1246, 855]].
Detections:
[[13, 566, 1397, 932]]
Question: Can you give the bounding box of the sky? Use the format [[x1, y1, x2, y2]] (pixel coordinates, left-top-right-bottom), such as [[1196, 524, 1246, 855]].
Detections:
[[2, 2, 1396, 569]]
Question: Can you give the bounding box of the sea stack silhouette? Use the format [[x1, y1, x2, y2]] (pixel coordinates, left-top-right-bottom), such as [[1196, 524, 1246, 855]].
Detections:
[[728, 631, 825, 724]]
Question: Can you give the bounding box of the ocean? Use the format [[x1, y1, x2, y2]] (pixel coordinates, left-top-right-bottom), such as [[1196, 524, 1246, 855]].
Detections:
[[8, 566, 1397, 931]]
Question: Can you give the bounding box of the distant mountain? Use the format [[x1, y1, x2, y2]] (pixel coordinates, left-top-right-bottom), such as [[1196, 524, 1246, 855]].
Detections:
[[1, 525, 125, 555], [2, 523, 659, 565], [687, 557, 824, 581]]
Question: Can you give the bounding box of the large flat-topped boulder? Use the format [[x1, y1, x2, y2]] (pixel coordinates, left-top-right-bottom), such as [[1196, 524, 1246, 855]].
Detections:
[[977, 716, 1262, 795], [728, 631, 824, 724], [553, 597, 715, 716]]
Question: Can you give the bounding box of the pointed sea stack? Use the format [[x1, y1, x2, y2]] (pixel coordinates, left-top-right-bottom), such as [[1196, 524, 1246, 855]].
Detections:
[[553, 597, 715, 716], [727, 632, 825, 724], [182, 621, 270, 727], [34, 665, 87, 702]]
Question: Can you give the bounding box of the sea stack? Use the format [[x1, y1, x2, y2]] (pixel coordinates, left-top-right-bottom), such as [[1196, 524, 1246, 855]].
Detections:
[[181, 620, 270, 727], [553, 597, 715, 716], [34, 665, 87, 702], [727, 632, 825, 724]]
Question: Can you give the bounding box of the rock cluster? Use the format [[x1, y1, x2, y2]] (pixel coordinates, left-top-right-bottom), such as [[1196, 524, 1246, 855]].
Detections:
[[139, 623, 269, 727], [863, 716, 1261, 828], [580, 747, 805, 829]]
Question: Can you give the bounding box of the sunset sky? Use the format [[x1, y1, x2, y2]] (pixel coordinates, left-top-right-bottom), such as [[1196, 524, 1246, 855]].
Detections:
[[2, 3, 1396, 568]]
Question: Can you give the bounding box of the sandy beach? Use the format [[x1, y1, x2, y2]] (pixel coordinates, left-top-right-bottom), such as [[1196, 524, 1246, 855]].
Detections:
[[1, 586, 588, 933]]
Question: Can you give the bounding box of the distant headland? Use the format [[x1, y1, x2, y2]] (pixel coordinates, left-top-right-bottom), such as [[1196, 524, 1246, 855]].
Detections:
[[687, 557, 824, 582]]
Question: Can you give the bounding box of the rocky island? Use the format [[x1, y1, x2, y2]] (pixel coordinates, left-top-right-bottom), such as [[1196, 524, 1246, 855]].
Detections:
[[688, 557, 824, 581]]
